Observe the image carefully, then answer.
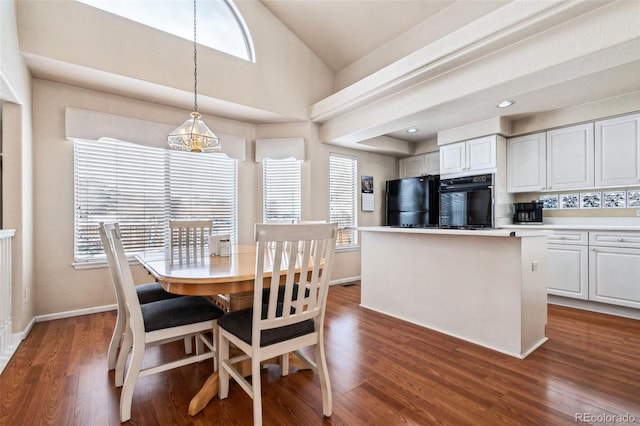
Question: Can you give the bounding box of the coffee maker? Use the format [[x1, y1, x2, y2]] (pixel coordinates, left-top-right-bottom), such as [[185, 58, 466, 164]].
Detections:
[[513, 201, 543, 224]]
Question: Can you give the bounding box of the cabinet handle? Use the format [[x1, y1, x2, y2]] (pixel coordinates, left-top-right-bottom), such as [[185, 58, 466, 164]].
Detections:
[[618, 238, 624, 242]]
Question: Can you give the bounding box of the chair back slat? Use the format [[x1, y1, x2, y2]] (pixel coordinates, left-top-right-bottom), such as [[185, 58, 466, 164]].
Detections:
[[252, 223, 337, 339], [169, 220, 213, 264]]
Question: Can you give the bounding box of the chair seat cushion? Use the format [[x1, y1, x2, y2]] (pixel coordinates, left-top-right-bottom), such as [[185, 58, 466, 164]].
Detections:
[[136, 282, 183, 304], [142, 296, 225, 332], [218, 305, 314, 347]]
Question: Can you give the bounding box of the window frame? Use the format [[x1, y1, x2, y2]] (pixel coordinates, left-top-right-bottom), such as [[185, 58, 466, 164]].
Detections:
[[329, 153, 358, 249]]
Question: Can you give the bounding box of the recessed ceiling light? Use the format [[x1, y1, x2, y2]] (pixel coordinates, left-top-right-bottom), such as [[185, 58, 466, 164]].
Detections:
[[406, 128, 419, 133], [497, 100, 515, 108]]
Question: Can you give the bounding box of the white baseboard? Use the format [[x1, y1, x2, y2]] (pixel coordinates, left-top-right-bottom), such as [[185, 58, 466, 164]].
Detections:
[[34, 304, 117, 323], [548, 296, 640, 320], [330, 276, 361, 286], [0, 336, 20, 375]]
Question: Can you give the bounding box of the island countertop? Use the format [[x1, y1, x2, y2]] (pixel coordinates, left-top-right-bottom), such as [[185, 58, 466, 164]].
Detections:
[[358, 226, 553, 238]]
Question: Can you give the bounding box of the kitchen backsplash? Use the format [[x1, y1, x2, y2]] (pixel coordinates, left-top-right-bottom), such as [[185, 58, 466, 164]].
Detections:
[[514, 187, 640, 218]]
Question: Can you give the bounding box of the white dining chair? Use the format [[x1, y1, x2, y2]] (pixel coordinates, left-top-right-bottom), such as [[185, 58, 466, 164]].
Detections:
[[217, 222, 337, 426], [101, 222, 225, 422], [98, 224, 191, 382], [169, 219, 213, 263]]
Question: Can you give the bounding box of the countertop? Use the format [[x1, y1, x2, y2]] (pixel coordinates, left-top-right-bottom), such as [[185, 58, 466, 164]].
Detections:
[[499, 218, 640, 232], [358, 226, 552, 238]]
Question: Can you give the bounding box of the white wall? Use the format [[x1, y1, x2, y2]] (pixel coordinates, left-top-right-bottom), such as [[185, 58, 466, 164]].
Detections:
[[1, 0, 35, 334], [17, 0, 335, 121], [30, 79, 397, 316]]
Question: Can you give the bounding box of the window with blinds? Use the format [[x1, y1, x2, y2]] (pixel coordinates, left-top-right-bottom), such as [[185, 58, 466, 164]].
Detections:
[[263, 158, 301, 223], [74, 138, 237, 262], [329, 153, 358, 247]]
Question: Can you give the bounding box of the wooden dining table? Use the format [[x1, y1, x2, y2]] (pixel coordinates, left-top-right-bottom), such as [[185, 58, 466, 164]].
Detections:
[[135, 244, 310, 416]]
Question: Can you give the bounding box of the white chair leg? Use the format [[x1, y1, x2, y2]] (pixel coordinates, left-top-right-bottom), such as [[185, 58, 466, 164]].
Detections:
[[120, 338, 145, 422], [195, 334, 204, 355], [115, 326, 133, 387], [218, 331, 230, 399], [279, 353, 289, 377], [314, 341, 332, 417], [251, 357, 263, 426], [184, 337, 193, 354], [108, 310, 125, 370], [212, 327, 218, 372]]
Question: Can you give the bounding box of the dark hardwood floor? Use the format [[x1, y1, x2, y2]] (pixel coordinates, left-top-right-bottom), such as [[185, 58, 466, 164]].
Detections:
[[1, 282, 639, 425]]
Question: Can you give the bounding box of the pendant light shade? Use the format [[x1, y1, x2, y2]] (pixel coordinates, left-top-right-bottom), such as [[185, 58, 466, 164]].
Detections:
[[168, 0, 220, 153], [168, 112, 219, 152]]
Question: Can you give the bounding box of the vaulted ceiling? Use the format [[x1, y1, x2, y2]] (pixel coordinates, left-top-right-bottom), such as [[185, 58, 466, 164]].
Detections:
[[262, 0, 640, 154], [17, 0, 640, 156]]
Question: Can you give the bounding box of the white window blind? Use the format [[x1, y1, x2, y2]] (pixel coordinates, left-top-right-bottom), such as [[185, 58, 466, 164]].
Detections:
[[74, 138, 237, 262], [263, 158, 301, 223], [329, 153, 358, 247]]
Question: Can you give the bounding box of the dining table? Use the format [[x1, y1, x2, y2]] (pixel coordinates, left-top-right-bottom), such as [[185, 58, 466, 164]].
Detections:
[[135, 244, 311, 416]]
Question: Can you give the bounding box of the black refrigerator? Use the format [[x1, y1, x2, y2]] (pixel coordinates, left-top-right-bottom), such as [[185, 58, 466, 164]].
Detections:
[[385, 175, 440, 227]]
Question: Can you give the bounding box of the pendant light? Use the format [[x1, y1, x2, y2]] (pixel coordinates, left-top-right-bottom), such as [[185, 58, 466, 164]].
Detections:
[[168, 0, 220, 153]]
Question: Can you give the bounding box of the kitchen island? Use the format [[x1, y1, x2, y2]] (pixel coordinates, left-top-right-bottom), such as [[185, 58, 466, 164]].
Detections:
[[359, 226, 552, 358]]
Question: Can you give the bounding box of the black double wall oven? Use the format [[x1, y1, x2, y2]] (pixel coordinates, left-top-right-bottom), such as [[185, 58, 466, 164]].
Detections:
[[439, 173, 494, 229]]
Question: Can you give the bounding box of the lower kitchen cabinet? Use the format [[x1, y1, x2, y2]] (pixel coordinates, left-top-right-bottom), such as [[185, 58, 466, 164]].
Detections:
[[546, 230, 640, 310], [589, 246, 640, 309], [548, 244, 589, 299]]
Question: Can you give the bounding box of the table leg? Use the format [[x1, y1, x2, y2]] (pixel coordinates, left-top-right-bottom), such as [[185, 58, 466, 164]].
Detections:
[[188, 373, 219, 416]]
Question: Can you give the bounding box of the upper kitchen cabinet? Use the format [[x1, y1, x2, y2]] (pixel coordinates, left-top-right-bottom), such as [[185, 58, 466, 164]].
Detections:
[[439, 135, 497, 178], [399, 152, 440, 178], [546, 123, 594, 191], [595, 113, 640, 188], [507, 132, 546, 192], [507, 123, 595, 192]]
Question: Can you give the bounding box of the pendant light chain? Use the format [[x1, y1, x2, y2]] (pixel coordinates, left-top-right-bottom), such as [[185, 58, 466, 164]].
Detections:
[[167, 0, 220, 152], [193, 0, 198, 114]]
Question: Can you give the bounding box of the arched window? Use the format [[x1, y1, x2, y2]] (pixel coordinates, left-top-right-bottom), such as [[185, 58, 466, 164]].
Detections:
[[78, 0, 255, 62]]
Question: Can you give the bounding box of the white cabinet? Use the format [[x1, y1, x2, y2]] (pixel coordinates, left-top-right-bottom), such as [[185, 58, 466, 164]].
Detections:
[[589, 245, 640, 309], [545, 230, 640, 310], [440, 135, 496, 177], [507, 132, 546, 192], [425, 152, 440, 175], [400, 155, 426, 178], [507, 123, 594, 192], [399, 152, 440, 178], [546, 123, 594, 190], [439, 142, 465, 175], [588, 231, 640, 309], [547, 231, 589, 300], [595, 113, 640, 187]]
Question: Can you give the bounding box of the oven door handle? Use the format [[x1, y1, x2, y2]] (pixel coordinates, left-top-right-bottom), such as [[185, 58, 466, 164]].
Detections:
[[440, 184, 493, 192]]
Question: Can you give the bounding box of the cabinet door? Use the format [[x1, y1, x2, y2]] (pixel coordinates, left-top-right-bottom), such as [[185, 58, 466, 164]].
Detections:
[[440, 142, 465, 175], [425, 152, 440, 175], [595, 113, 640, 187], [546, 123, 594, 190], [466, 136, 496, 172], [589, 246, 640, 309], [547, 244, 589, 299], [507, 133, 546, 192], [400, 155, 426, 178]]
